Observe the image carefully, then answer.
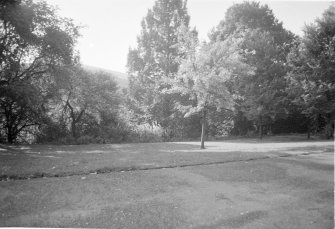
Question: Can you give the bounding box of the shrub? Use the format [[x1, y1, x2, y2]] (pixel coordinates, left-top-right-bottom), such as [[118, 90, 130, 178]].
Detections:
[[75, 135, 96, 144], [35, 120, 69, 144], [128, 124, 163, 143]]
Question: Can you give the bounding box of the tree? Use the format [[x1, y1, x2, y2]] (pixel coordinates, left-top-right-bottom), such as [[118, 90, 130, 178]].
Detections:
[[0, 79, 45, 143], [127, 0, 196, 136], [209, 2, 295, 138], [0, 0, 80, 143], [55, 67, 120, 139], [168, 27, 254, 148], [210, 2, 292, 42], [286, 4, 335, 139], [237, 29, 292, 138]]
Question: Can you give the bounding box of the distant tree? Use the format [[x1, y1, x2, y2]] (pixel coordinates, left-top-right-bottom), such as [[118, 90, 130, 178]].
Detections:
[[286, 4, 335, 139], [127, 0, 197, 136], [0, 0, 80, 143], [168, 27, 254, 148], [209, 1, 293, 45], [55, 67, 120, 138], [237, 29, 293, 138], [210, 2, 295, 138]]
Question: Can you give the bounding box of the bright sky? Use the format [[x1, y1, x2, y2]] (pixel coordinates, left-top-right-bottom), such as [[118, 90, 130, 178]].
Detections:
[[47, 0, 332, 73]]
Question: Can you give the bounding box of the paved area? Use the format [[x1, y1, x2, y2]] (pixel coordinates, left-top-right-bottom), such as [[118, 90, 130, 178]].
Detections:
[[0, 139, 333, 228]]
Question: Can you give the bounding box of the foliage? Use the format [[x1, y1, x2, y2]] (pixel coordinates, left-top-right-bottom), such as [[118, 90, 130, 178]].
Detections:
[[127, 0, 197, 136], [3, 0, 333, 144], [210, 1, 293, 45], [171, 36, 252, 117], [52, 67, 121, 139], [168, 26, 254, 147], [0, 0, 80, 143], [286, 4, 335, 138], [209, 1, 295, 138], [129, 124, 164, 143], [35, 118, 68, 143]]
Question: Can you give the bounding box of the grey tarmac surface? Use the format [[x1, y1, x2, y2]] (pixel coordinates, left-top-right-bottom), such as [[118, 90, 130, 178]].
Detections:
[[0, 138, 333, 228]]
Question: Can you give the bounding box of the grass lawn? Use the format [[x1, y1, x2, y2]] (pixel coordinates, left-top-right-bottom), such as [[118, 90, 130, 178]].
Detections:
[[0, 135, 333, 228]]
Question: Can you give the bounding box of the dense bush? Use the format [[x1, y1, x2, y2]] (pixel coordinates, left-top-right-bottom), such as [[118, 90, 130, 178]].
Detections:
[[129, 124, 163, 143], [36, 120, 69, 144]]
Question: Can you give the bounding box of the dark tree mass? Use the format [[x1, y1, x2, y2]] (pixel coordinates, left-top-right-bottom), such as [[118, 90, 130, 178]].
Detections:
[[0, 0, 79, 143], [1, 0, 334, 145]]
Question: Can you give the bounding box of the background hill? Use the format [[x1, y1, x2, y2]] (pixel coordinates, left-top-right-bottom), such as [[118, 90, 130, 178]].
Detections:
[[83, 65, 129, 88]]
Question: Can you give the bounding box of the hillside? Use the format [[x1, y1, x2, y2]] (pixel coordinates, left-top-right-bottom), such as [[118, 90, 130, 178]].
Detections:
[[83, 65, 129, 88]]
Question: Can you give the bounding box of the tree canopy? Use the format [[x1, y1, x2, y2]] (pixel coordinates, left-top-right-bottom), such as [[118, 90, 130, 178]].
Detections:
[[167, 26, 254, 147], [286, 5, 335, 138], [1, 0, 334, 144], [0, 0, 80, 143], [209, 1, 295, 138], [127, 0, 197, 136]]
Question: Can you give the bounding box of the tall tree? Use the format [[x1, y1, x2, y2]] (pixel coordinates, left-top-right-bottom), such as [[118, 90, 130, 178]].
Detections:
[[168, 26, 254, 148], [0, 0, 80, 143], [210, 2, 295, 138], [127, 0, 195, 135], [286, 4, 335, 138]]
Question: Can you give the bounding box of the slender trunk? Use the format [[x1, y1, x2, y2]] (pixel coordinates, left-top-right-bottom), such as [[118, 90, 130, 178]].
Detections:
[[332, 118, 334, 139], [71, 121, 77, 138], [259, 116, 263, 140], [325, 115, 334, 139], [307, 120, 311, 139], [200, 109, 206, 149], [67, 101, 81, 139], [70, 111, 78, 138]]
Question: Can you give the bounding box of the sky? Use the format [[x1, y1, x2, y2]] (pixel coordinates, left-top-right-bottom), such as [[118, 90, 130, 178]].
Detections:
[[47, 0, 333, 73]]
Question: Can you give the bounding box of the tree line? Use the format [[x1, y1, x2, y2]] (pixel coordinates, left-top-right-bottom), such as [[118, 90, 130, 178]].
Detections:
[[1, 0, 334, 145]]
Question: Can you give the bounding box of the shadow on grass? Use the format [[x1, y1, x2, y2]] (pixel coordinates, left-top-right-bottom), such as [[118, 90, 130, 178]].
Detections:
[[213, 134, 331, 144], [0, 136, 333, 181], [0, 142, 201, 155]]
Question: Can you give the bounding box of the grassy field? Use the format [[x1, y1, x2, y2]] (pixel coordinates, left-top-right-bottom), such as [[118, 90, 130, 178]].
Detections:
[[0, 136, 333, 228]]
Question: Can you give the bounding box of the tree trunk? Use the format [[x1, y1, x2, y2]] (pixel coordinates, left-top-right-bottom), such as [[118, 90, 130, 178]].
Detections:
[[6, 124, 16, 144], [332, 118, 335, 139], [200, 109, 206, 149], [7, 130, 14, 144], [259, 116, 263, 140], [307, 120, 311, 139], [71, 120, 77, 138], [325, 114, 334, 139]]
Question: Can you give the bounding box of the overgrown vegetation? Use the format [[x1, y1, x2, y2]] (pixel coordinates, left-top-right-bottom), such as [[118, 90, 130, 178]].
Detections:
[[1, 0, 334, 146]]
